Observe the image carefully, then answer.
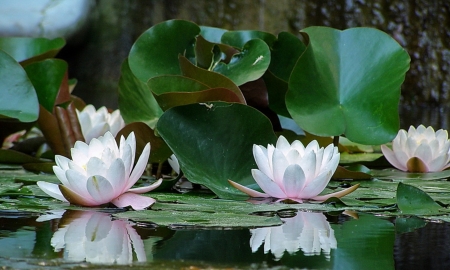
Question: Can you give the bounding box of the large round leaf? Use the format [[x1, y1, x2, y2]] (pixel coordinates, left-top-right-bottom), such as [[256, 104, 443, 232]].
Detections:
[[286, 27, 410, 145], [156, 102, 277, 199], [221, 30, 276, 48], [200, 26, 228, 43], [24, 59, 67, 112], [0, 50, 38, 122], [118, 58, 163, 128], [212, 39, 271, 86], [0, 37, 65, 64], [128, 20, 200, 82]]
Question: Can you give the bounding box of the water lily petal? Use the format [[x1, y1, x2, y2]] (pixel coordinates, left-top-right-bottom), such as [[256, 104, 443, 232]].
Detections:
[[86, 175, 116, 204], [275, 135, 291, 153], [129, 178, 163, 193], [298, 151, 316, 184], [59, 184, 99, 206], [381, 145, 407, 171], [312, 183, 360, 201], [429, 154, 450, 172], [55, 155, 71, 171], [86, 157, 107, 178], [66, 169, 90, 195], [252, 169, 286, 198], [111, 192, 156, 210], [125, 132, 137, 165], [227, 179, 270, 198], [413, 143, 433, 164], [272, 148, 289, 186], [253, 145, 272, 179], [37, 181, 68, 202], [300, 169, 333, 198], [53, 166, 70, 186], [106, 159, 126, 194], [168, 154, 180, 174], [282, 164, 306, 198], [126, 143, 150, 190]]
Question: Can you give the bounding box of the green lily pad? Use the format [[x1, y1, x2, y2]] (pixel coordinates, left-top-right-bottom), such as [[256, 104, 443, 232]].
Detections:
[[371, 168, 450, 180], [396, 182, 443, 216], [199, 26, 228, 43], [0, 50, 38, 122], [221, 30, 277, 48], [156, 102, 277, 199], [0, 149, 44, 164], [118, 58, 163, 128], [395, 216, 427, 233], [128, 20, 200, 82], [286, 27, 410, 145], [212, 39, 271, 86], [0, 37, 65, 64], [24, 59, 67, 112]]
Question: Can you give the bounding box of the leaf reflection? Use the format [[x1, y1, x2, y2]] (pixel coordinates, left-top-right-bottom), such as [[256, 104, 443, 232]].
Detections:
[[250, 211, 336, 260], [39, 210, 146, 265]]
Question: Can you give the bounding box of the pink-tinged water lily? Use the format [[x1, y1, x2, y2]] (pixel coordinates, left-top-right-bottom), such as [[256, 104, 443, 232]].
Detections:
[[77, 104, 125, 143], [46, 210, 146, 264], [229, 136, 358, 203], [37, 131, 162, 210], [250, 211, 336, 260], [168, 154, 180, 174], [381, 125, 450, 172]]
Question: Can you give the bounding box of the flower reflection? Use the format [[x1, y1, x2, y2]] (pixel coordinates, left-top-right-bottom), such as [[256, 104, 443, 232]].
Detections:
[[45, 210, 146, 264], [250, 211, 336, 260]]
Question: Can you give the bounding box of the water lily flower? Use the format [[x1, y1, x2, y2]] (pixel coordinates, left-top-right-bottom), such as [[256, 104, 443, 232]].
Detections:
[[37, 131, 162, 210], [47, 210, 146, 264], [381, 125, 450, 172], [168, 154, 180, 174], [77, 104, 125, 143], [250, 211, 336, 260], [229, 136, 358, 203]]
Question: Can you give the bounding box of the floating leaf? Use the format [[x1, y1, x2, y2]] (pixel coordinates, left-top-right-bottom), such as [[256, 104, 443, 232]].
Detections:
[[0, 50, 38, 122], [286, 27, 410, 145], [396, 182, 443, 216], [118, 58, 163, 128], [157, 102, 277, 199]]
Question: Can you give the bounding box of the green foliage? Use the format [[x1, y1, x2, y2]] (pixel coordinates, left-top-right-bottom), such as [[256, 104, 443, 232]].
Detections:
[[286, 27, 410, 145]]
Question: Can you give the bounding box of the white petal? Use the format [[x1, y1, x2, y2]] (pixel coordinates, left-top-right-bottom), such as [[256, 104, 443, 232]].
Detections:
[[413, 143, 433, 164], [129, 178, 162, 194], [55, 155, 71, 170], [253, 145, 272, 179], [252, 169, 286, 198], [86, 175, 116, 204], [125, 132, 137, 164], [298, 151, 317, 183], [282, 164, 306, 198], [272, 148, 289, 186], [275, 135, 291, 153], [111, 192, 156, 210], [301, 169, 333, 198], [37, 181, 68, 202], [106, 159, 126, 194], [126, 143, 150, 191], [86, 157, 107, 178], [66, 169, 90, 196], [53, 166, 70, 186]]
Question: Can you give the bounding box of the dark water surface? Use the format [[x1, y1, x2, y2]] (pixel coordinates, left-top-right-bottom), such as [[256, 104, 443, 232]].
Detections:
[[1, 210, 449, 269]]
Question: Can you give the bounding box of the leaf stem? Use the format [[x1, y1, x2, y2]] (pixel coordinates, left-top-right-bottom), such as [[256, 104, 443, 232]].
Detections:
[[333, 136, 339, 147]]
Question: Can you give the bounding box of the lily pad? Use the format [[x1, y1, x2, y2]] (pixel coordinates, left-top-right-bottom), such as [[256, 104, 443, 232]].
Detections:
[[286, 27, 410, 145], [396, 182, 443, 216], [212, 39, 271, 86], [371, 168, 450, 180], [156, 102, 277, 199], [128, 20, 200, 82], [0, 37, 65, 64], [118, 58, 163, 128], [221, 30, 277, 48], [0, 50, 38, 122], [24, 59, 68, 112]]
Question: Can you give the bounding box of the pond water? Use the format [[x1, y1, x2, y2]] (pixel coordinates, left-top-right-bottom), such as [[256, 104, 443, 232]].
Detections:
[[1, 209, 449, 269]]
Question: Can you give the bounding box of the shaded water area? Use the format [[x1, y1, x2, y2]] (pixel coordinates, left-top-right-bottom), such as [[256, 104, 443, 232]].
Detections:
[[1, 209, 450, 269]]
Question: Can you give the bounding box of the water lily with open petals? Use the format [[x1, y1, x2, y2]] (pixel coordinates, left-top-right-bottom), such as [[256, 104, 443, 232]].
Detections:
[[229, 136, 358, 203], [77, 105, 125, 143], [381, 125, 450, 172], [37, 131, 161, 210]]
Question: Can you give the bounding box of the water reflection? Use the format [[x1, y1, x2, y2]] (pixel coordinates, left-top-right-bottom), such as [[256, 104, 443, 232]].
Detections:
[[39, 210, 146, 265], [250, 211, 336, 260]]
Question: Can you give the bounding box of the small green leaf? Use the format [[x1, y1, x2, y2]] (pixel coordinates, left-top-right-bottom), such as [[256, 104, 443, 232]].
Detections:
[[213, 39, 271, 86], [395, 216, 427, 233], [397, 182, 443, 216]]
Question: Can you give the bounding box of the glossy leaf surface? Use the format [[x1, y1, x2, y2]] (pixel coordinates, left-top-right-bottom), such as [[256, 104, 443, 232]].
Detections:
[[0, 37, 65, 64], [286, 27, 410, 145]]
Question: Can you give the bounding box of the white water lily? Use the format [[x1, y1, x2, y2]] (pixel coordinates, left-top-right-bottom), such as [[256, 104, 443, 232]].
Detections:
[[381, 125, 450, 172], [49, 210, 146, 264], [250, 211, 337, 260], [37, 131, 161, 210], [229, 136, 358, 203], [77, 104, 125, 143], [168, 154, 180, 174]]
